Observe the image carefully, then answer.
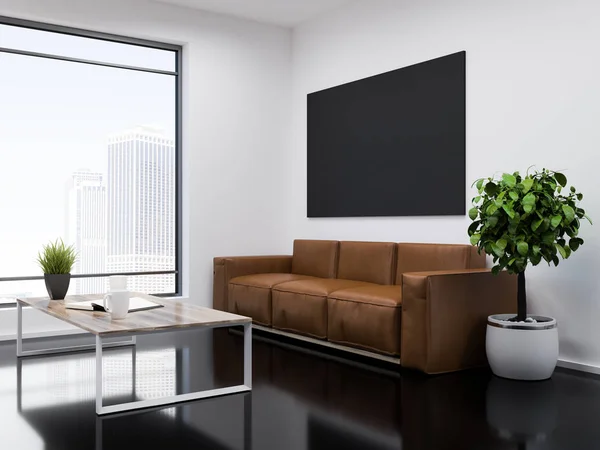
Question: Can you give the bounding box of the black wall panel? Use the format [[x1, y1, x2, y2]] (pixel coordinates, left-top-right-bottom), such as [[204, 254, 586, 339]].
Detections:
[[307, 51, 466, 217]]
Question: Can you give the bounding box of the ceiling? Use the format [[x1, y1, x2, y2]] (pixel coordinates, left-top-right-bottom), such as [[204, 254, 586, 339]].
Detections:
[[152, 0, 353, 27]]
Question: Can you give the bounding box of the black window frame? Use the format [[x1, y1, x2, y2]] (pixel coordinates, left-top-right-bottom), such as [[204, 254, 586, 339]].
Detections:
[[0, 16, 183, 301]]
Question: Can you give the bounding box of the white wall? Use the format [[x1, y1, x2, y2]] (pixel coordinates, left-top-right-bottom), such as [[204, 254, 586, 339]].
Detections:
[[3, 0, 600, 372], [0, 0, 293, 312], [291, 0, 600, 368]]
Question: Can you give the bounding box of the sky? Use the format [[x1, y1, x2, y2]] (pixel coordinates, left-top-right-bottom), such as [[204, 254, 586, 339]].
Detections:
[[0, 24, 176, 297]]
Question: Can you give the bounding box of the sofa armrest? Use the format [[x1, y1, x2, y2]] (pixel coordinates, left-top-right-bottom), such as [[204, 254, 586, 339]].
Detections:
[[213, 255, 292, 311], [401, 269, 517, 374]]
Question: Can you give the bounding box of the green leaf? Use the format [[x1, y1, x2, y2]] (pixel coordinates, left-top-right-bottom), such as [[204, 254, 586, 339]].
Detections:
[[555, 243, 567, 259], [494, 191, 506, 207], [472, 196, 481, 204], [486, 204, 499, 215], [542, 231, 556, 245], [550, 215, 562, 229], [577, 193, 583, 201], [496, 239, 507, 250], [531, 218, 543, 232], [521, 178, 534, 193], [517, 241, 529, 256], [569, 238, 583, 251], [522, 192, 536, 207], [562, 204, 575, 223], [502, 204, 515, 219], [515, 258, 527, 272], [491, 243, 504, 258], [491, 265, 501, 276], [554, 172, 567, 187], [502, 173, 517, 187], [470, 234, 481, 246], [485, 182, 498, 196], [530, 253, 542, 266], [475, 179, 484, 191], [509, 191, 519, 201], [585, 214, 593, 225], [468, 207, 479, 220], [468, 221, 480, 235], [521, 192, 536, 213], [487, 216, 499, 227], [533, 245, 541, 255]]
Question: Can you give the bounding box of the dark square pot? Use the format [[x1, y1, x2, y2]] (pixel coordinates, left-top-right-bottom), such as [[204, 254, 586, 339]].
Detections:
[[44, 273, 71, 300]]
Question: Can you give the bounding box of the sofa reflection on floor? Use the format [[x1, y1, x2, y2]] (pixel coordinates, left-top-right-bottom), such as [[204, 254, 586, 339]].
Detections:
[[214, 240, 517, 374], [212, 329, 507, 450], [213, 328, 400, 436]]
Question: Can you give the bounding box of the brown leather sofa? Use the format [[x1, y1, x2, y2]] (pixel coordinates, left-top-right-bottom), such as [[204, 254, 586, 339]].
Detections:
[[213, 240, 517, 374]]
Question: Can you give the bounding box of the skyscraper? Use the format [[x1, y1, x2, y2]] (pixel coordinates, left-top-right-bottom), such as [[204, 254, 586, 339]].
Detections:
[[67, 170, 106, 294], [107, 126, 175, 293]]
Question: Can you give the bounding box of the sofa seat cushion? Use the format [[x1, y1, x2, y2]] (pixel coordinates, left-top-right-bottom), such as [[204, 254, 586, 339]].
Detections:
[[228, 273, 314, 326], [327, 285, 402, 356], [329, 285, 402, 307], [272, 278, 374, 339]]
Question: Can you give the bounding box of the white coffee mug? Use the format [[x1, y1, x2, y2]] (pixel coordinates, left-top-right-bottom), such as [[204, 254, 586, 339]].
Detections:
[[103, 290, 130, 320], [109, 275, 128, 291]]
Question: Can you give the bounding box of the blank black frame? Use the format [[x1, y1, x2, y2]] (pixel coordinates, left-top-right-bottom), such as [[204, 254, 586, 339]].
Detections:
[[307, 51, 466, 218]]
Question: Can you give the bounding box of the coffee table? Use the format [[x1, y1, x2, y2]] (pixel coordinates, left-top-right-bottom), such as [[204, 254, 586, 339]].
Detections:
[[16, 293, 252, 415]]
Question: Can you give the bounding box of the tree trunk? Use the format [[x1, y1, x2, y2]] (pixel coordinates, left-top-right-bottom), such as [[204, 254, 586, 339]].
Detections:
[[517, 271, 527, 322]]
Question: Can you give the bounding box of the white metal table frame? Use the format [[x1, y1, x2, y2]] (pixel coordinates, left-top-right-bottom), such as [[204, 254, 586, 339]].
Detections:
[[16, 301, 253, 415]]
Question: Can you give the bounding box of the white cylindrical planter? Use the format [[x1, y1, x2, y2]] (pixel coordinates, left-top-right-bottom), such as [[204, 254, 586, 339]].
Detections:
[[486, 314, 558, 381]]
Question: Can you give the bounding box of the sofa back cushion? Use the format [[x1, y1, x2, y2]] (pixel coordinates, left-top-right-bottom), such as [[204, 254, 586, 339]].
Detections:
[[395, 243, 483, 285], [292, 240, 339, 278], [337, 241, 397, 285]]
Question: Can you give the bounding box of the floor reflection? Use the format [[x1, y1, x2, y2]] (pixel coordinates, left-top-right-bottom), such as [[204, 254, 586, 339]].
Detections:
[[486, 377, 558, 446], [16, 346, 179, 409], [1, 329, 600, 449]]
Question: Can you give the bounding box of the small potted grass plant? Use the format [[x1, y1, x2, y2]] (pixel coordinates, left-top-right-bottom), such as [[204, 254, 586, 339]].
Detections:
[[37, 239, 77, 300]]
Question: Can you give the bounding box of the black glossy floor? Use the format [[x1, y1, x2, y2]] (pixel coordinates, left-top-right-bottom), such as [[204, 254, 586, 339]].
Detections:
[[1, 328, 599, 450]]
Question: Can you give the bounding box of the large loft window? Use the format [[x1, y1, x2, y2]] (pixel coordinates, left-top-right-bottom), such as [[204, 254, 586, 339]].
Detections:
[[0, 17, 182, 303]]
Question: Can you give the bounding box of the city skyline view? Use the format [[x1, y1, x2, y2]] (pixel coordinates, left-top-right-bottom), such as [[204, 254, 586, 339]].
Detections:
[[0, 125, 176, 300], [67, 126, 176, 295]]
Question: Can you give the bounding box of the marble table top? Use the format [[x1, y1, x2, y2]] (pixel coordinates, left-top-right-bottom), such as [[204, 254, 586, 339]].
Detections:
[[17, 293, 250, 336]]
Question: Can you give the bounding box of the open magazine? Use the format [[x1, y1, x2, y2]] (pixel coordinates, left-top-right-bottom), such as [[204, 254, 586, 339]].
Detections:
[[65, 296, 164, 313]]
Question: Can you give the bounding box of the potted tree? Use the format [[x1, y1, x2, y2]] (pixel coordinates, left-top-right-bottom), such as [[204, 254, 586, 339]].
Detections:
[[468, 169, 590, 380], [37, 239, 78, 300]]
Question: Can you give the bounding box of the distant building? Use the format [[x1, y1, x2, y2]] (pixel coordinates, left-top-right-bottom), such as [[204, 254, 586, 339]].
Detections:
[[67, 170, 106, 294], [106, 126, 175, 293]]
